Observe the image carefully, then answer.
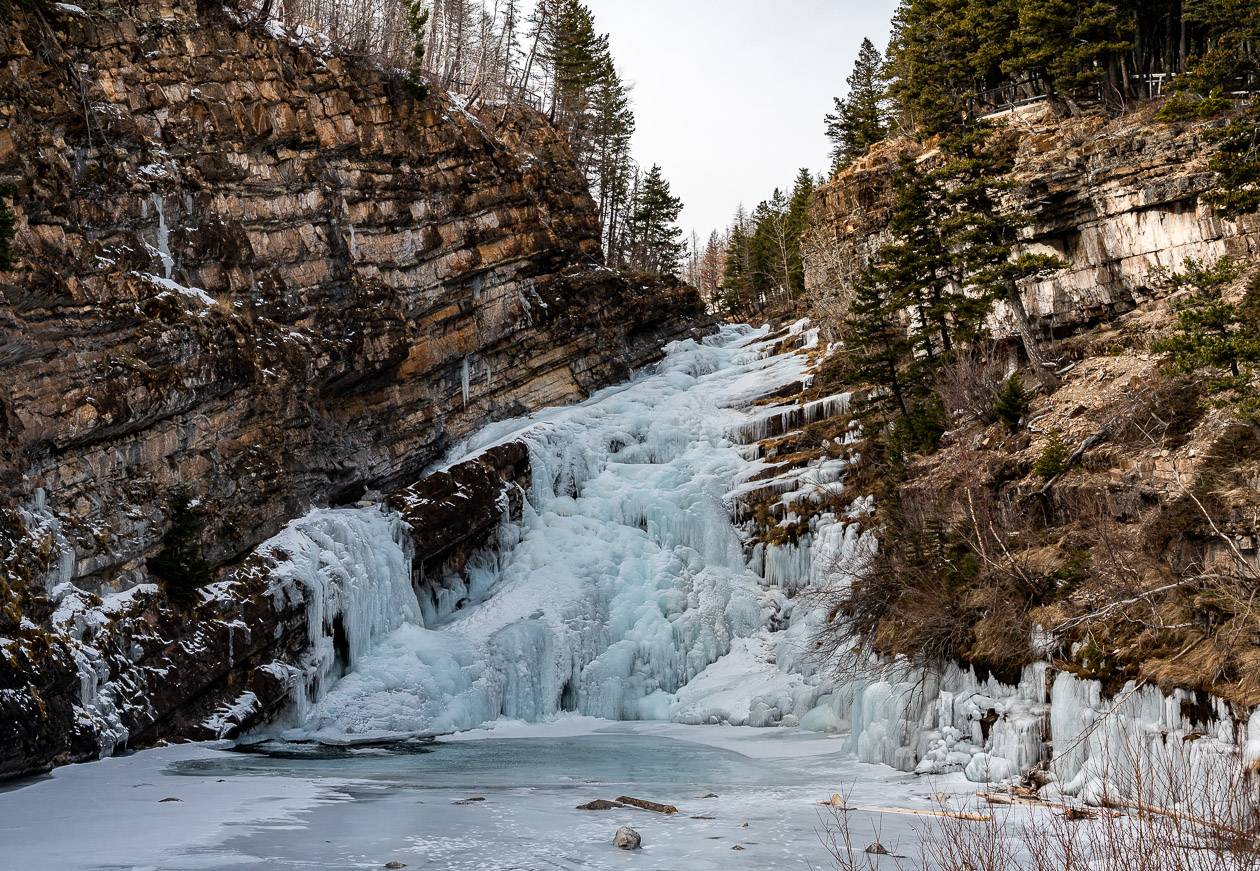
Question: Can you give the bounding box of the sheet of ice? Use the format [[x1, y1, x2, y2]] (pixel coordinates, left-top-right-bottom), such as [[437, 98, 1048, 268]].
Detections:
[[0, 727, 993, 871], [259, 506, 420, 723], [0, 744, 337, 871]]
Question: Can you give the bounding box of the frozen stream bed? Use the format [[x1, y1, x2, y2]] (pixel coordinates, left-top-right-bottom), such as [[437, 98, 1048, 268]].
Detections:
[[0, 720, 999, 871]]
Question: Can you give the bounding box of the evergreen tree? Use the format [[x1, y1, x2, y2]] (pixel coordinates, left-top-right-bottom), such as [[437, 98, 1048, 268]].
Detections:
[[1207, 97, 1260, 217], [589, 55, 636, 262], [880, 156, 952, 359], [825, 38, 889, 173], [844, 265, 917, 423], [784, 168, 815, 296], [550, 0, 611, 171], [404, 0, 432, 99], [934, 124, 1063, 382], [627, 164, 686, 276], [720, 206, 753, 315], [1153, 259, 1260, 392], [886, 0, 978, 136]]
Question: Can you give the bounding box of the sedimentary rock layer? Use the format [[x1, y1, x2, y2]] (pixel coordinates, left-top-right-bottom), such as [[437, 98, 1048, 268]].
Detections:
[[805, 106, 1260, 336], [0, 0, 707, 776]]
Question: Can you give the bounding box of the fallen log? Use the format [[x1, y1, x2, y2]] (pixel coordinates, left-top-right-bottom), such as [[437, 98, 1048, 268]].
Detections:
[[616, 796, 680, 815], [577, 799, 626, 811], [818, 795, 991, 823]]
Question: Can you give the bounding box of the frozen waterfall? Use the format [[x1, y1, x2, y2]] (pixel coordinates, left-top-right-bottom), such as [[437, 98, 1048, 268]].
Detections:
[[275, 325, 874, 743], [249, 322, 1259, 807]]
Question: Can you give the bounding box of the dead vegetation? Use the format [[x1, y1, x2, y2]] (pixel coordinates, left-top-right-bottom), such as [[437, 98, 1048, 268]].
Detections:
[[810, 287, 1260, 707], [817, 742, 1260, 870]]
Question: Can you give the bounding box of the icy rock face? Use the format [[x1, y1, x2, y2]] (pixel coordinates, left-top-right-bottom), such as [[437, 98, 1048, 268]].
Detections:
[[1048, 672, 1256, 815], [256, 507, 419, 719], [0, 0, 709, 779], [0, 0, 707, 599]]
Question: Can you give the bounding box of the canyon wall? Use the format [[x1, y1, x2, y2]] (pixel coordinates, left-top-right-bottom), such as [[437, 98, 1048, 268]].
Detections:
[[804, 106, 1260, 337], [0, 0, 706, 777]]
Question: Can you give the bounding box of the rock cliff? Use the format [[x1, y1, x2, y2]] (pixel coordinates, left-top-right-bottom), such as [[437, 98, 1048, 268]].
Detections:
[[804, 106, 1260, 337], [0, 0, 707, 777]]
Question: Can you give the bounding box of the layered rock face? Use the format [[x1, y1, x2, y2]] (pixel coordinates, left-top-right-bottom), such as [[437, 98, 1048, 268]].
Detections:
[[0, 0, 706, 777], [804, 107, 1260, 336]]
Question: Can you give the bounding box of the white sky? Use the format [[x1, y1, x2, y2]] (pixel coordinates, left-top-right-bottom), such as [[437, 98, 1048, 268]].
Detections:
[[580, 0, 902, 242]]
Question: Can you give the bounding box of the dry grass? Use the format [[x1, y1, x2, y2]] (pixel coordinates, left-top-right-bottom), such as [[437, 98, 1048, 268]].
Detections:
[[818, 742, 1260, 871]]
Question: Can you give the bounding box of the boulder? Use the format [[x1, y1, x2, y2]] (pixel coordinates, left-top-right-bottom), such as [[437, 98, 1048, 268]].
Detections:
[[612, 827, 641, 850]]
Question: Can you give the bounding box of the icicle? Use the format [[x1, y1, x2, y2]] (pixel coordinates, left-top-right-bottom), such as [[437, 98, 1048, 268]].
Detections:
[[151, 193, 174, 279]]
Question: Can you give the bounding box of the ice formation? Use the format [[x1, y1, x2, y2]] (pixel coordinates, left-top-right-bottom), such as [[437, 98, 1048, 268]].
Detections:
[[252, 323, 1258, 805], [284, 325, 873, 743]]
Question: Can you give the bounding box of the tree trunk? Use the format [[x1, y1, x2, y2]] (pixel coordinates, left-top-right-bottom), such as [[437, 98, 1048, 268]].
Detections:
[[1006, 279, 1059, 389]]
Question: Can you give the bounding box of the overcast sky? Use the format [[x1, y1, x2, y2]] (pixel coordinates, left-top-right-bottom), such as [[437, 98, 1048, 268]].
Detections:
[[580, 0, 902, 242]]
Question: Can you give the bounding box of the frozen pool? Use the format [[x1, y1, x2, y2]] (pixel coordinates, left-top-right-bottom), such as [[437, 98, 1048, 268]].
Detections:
[[0, 721, 997, 871]]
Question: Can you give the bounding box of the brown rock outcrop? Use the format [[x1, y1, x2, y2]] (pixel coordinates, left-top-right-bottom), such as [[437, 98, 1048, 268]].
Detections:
[[0, 0, 708, 777], [804, 106, 1260, 337]]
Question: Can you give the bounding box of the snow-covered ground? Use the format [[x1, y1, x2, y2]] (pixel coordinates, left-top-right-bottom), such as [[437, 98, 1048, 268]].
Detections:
[[0, 722, 1007, 871]]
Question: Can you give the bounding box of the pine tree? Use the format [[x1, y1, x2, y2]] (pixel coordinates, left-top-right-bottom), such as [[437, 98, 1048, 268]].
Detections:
[[720, 206, 753, 315], [886, 0, 978, 136], [404, 0, 432, 99], [1153, 259, 1260, 392], [589, 54, 635, 261], [934, 124, 1063, 383], [1207, 98, 1260, 217], [784, 168, 815, 296], [826, 38, 889, 173], [550, 1, 610, 171], [844, 265, 917, 423], [626, 164, 686, 276], [880, 156, 952, 360]]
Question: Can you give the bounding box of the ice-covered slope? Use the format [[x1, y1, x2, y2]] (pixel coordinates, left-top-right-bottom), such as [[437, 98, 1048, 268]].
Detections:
[[282, 325, 853, 742]]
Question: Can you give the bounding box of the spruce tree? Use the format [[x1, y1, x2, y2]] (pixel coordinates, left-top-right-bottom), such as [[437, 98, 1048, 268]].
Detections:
[[589, 55, 635, 263], [404, 0, 432, 99], [826, 38, 889, 172], [550, 0, 610, 171], [886, 0, 978, 137], [844, 265, 917, 423], [785, 169, 815, 296], [720, 209, 753, 315], [627, 164, 686, 276], [1153, 259, 1260, 393], [1207, 99, 1260, 217], [934, 124, 1063, 383]]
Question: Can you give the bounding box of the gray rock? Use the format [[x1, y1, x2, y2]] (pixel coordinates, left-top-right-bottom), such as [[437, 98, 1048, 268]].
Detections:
[[577, 799, 625, 810], [865, 842, 889, 855], [384, 862, 407, 869], [613, 826, 642, 850]]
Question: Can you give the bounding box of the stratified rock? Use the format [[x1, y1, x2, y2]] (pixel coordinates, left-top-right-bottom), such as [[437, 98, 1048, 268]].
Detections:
[[805, 109, 1260, 338], [0, 0, 710, 781], [612, 827, 641, 850]]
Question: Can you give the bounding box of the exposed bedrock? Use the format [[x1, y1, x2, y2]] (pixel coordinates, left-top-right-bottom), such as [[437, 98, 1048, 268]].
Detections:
[[805, 107, 1260, 337], [0, 0, 708, 777]]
